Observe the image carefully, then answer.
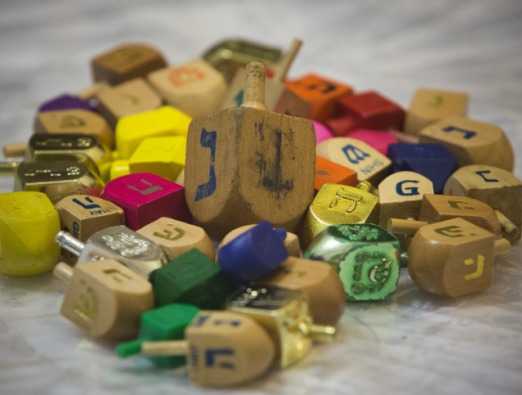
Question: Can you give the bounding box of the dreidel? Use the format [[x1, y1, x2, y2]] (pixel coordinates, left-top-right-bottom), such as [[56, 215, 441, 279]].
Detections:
[[304, 224, 403, 301], [302, 182, 378, 247], [259, 257, 345, 326], [119, 311, 276, 387], [56, 225, 167, 278], [54, 259, 154, 339], [227, 285, 336, 368], [0, 158, 103, 203], [0, 191, 60, 276], [314, 156, 358, 192], [347, 129, 398, 156], [38, 93, 97, 113], [407, 218, 510, 297], [444, 164, 522, 243], [184, 61, 315, 238]]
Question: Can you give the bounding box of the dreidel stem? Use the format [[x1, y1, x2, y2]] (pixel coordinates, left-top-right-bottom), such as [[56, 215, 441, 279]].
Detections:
[[278, 38, 302, 82], [387, 218, 428, 236], [494, 210, 518, 235], [242, 61, 267, 111], [3, 143, 27, 158], [298, 321, 336, 340], [56, 231, 85, 256], [494, 238, 511, 256], [53, 262, 74, 283], [140, 340, 190, 356], [0, 161, 19, 175], [392, 131, 420, 144]]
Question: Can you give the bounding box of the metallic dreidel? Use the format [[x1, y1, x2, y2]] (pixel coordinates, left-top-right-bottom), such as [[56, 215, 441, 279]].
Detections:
[[0, 191, 60, 277], [119, 311, 276, 387], [54, 259, 154, 340], [302, 181, 378, 247], [0, 158, 103, 203], [227, 285, 336, 368], [55, 225, 167, 278], [304, 224, 403, 301], [444, 164, 522, 243], [407, 218, 511, 297], [117, 303, 200, 368]]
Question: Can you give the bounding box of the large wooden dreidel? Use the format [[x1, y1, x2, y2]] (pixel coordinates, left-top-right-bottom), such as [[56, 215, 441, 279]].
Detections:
[[408, 218, 510, 297], [184, 62, 315, 237]]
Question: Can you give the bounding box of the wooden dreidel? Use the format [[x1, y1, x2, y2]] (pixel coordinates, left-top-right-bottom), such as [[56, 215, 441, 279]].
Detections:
[[91, 42, 167, 85], [54, 259, 153, 339], [138, 217, 214, 260], [184, 61, 315, 238], [217, 221, 288, 283], [219, 223, 302, 258], [55, 194, 124, 241], [125, 311, 276, 387], [404, 88, 469, 134], [303, 182, 378, 246], [115, 106, 191, 159], [378, 171, 434, 227], [128, 136, 186, 180], [260, 257, 345, 326], [387, 143, 458, 193], [77, 82, 110, 100], [34, 109, 114, 148], [314, 156, 358, 192], [314, 121, 333, 144], [407, 218, 510, 297], [56, 225, 167, 278], [348, 129, 398, 156], [304, 224, 403, 301], [96, 78, 162, 128], [101, 172, 190, 230], [0, 191, 60, 276], [38, 93, 96, 113], [418, 116, 514, 171], [227, 285, 336, 367], [317, 137, 391, 183], [148, 60, 227, 118]]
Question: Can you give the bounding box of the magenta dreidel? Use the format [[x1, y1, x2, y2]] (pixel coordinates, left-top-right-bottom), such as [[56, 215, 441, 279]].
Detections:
[[348, 129, 398, 156], [313, 121, 333, 144]]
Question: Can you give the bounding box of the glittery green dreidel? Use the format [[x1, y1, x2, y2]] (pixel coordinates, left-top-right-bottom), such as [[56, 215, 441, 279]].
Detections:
[[304, 224, 403, 301], [149, 249, 237, 309]]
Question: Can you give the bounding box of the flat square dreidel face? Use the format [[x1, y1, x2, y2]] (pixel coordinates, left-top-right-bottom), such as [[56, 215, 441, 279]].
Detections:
[[129, 136, 186, 180], [316, 137, 390, 183], [148, 60, 227, 118], [419, 116, 514, 171], [404, 88, 469, 134], [0, 192, 60, 276], [56, 194, 124, 241]]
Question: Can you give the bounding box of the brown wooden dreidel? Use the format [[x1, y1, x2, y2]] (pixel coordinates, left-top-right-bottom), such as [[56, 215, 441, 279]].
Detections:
[[184, 61, 315, 237]]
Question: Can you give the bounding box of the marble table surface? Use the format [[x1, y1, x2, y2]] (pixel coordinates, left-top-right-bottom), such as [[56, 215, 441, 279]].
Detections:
[[1, 1, 521, 394]]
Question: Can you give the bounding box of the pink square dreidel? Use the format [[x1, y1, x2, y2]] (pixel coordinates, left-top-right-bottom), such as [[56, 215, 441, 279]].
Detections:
[[313, 121, 333, 144], [101, 172, 191, 230], [347, 129, 398, 156]]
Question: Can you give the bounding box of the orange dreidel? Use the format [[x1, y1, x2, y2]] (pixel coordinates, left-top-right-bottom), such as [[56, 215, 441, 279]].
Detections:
[[407, 218, 510, 297], [184, 62, 315, 237], [314, 156, 358, 192]]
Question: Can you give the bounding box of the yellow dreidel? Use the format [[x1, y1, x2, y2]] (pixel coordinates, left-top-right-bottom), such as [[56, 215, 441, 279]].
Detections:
[[302, 181, 378, 247], [115, 106, 191, 159], [109, 159, 130, 180], [184, 62, 315, 238]]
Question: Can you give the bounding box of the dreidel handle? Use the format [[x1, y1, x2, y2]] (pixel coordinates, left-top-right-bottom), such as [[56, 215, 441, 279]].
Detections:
[[494, 210, 518, 236], [494, 238, 511, 256], [298, 321, 336, 340], [242, 61, 267, 111], [55, 231, 85, 256], [3, 143, 27, 158], [387, 218, 428, 236], [53, 262, 74, 283], [140, 340, 190, 356], [278, 38, 303, 82], [392, 131, 420, 144], [0, 161, 19, 175]]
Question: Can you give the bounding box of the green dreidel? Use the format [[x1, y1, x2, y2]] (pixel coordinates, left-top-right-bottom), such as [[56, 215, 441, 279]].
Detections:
[[116, 303, 200, 368], [304, 224, 403, 301]]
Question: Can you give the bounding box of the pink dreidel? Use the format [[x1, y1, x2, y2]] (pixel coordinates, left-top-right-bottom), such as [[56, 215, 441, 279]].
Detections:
[[313, 121, 333, 144], [347, 128, 398, 156], [101, 173, 191, 230]]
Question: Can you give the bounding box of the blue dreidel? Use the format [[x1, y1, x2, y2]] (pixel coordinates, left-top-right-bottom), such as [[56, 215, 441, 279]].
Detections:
[[217, 221, 288, 283], [387, 143, 458, 193]]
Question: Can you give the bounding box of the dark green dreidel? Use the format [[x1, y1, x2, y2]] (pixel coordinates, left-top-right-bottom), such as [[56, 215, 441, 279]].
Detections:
[[304, 224, 404, 301], [116, 303, 200, 368]]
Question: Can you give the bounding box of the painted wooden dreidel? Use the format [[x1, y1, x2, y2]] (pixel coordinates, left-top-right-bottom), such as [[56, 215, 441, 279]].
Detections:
[[138, 217, 214, 260], [217, 221, 288, 283], [304, 224, 403, 301], [101, 173, 190, 230], [0, 192, 60, 276], [54, 259, 154, 340], [407, 218, 510, 297], [184, 61, 315, 238], [348, 129, 398, 156], [404, 88, 469, 134], [314, 121, 333, 144], [418, 116, 514, 171], [219, 223, 302, 258], [260, 257, 345, 326], [55, 194, 125, 241], [55, 225, 167, 278], [317, 137, 391, 183], [227, 285, 336, 368], [378, 171, 434, 227], [121, 311, 276, 387], [91, 42, 167, 85], [444, 165, 522, 243], [303, 182, 378, 247], [34, 109, 114, 148], [314, 156, 358, 192], [38, 93, 96, 113], [387, 143, 458, 193]]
